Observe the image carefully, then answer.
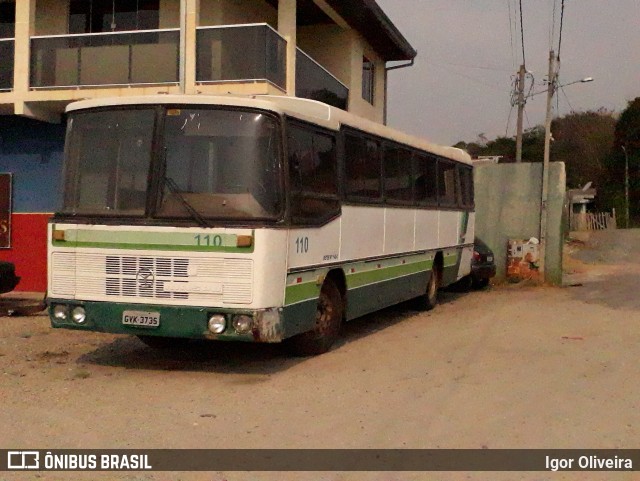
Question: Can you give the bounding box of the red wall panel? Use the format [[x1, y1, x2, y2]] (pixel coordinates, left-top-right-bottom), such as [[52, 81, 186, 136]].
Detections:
[[0, 213, 51, 292]]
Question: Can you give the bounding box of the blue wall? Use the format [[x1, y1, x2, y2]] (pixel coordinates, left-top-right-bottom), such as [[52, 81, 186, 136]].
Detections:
[[0, 116, 66, 212]]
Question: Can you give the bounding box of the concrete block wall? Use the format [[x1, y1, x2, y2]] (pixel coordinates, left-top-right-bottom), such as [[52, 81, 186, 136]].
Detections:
[[474, 162, 566, 285]]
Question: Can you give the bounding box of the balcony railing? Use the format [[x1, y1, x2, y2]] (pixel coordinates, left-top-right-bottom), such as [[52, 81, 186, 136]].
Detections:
[[0, 39, 14, 91], [30, 29, 179, 88], [296, 48, 348, 110], [196, 24, 286, 90]]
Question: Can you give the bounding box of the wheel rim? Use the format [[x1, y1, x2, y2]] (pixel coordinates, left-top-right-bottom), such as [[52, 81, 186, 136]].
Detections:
[[315, 291, 336, 335], [428, 270, 437, 300]]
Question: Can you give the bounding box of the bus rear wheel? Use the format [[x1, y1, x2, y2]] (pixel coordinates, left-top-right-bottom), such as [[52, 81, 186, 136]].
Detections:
[[415, 266, 439, 311], [285, 278, 343, 356]]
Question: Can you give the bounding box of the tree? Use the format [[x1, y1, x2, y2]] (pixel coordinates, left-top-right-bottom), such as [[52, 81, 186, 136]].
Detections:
[[550, 109, 616, 188], [453, 110, 615, 190], [605, 98, 640, 224]]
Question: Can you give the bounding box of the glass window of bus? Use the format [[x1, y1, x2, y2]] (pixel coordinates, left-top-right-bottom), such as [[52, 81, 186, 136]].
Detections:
[[287, 122, 339, 223], [437, 159, 458, 207], [345, 132, 382, 201], [384, 144, 413, 204], [62, 109, 155, 216], [414, 153, 437, 206], [157, 108, 282, 221], [457, 165, 474, 208]]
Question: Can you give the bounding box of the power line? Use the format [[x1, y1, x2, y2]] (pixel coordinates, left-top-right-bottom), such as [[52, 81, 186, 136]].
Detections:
[[435, 64, 506, 93], [427, 59, 512, 73], [560, 86, 575, 113], [557, 0, 566, 62], [507, 0, 516, 69], [519, 0, 526, 65], [505, 104, 514, 137]]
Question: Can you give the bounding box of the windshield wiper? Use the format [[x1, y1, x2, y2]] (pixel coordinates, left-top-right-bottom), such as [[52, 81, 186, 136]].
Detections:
[[163, 176, 210, 228]]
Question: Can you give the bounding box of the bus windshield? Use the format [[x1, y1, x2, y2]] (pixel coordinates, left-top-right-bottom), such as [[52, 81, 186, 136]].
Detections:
[[62, 109, 156, 216], [157, 108, 282, 221], [61, 107, 283, 221]]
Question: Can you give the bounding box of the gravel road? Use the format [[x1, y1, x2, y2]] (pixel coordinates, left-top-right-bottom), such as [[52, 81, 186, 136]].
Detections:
[[1, 229, 639, 481]]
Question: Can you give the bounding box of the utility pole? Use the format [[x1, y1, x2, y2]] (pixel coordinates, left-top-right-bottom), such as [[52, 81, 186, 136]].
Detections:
[[623, 145, 630, 228], [515, 64, 526, 162], [539, 50, 556, 281]]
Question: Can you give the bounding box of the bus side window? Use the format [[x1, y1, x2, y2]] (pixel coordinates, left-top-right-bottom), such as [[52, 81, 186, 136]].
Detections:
[[344, 133, 382, 201], [384, 144, 413, 204], [457, 165, 474, 208], [437, 159, 457, 207], [414, 153, 437, 206], [287, 122, 339, 223]]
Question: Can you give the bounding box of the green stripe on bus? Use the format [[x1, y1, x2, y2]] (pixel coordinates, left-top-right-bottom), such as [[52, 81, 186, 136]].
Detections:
[[52, 241, 253, 253], [51, 228, 254, 253], [444, 253, 458, 267], [346, 260, 431, 289], [284, 258, 435, 306], [284, 282, 321, 306], [283, 249, 462, 306]]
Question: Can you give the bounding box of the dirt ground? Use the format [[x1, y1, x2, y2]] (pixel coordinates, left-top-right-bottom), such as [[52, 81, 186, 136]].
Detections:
[[1, 229, 640, 481]]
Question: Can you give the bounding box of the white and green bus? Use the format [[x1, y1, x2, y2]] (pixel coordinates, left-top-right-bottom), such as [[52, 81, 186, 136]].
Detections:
[[47, 94, 474, 355]]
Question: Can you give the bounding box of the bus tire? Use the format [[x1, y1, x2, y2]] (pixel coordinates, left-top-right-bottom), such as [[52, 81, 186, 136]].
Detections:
[[285, 278, 343, 356], [415, 266, 439, 311]]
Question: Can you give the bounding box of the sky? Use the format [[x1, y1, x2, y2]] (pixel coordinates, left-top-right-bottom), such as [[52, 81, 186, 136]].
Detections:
[[377, 0, 640, 146]]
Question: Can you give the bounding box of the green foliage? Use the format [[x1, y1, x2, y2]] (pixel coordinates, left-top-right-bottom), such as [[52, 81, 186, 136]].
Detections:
[[550, 109, 616, 189], [453, 111, 615, 190], [609, 98, 640, 224], [615, 97, 640, 149]]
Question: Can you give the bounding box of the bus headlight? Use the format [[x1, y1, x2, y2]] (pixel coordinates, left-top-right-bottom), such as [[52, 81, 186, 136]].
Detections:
[[71, 306, 87, 324], [232, 315, 253, 334], [208, 314, 227, 334], [53, 304, 68, 320]]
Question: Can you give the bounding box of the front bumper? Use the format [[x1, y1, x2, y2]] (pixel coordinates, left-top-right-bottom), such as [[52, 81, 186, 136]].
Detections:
[[47, 299, 285, 343]]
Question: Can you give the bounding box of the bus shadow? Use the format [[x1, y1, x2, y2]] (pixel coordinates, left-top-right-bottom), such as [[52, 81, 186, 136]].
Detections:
[[337, 289, 467, 346], [78, 336, 303, 375], [78, 290, 469, 374]]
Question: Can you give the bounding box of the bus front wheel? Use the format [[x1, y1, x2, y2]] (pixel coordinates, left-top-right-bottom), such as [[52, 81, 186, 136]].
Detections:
[[285, 278, 343, 356]]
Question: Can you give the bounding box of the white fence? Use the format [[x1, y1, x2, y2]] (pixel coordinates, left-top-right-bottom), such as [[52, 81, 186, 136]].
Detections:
[[571, 211, 617, 231]]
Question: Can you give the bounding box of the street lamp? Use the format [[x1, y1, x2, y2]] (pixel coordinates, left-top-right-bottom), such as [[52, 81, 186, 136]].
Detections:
[[538, 48, 594, 281], [527, 77, 593, 99]]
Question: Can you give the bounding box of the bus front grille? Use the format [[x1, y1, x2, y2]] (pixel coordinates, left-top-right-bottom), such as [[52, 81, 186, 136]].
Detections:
[[50, 252, 253, 305]]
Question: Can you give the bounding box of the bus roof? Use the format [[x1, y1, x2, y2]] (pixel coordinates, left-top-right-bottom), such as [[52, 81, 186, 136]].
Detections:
[[66, 95, 471, 165]]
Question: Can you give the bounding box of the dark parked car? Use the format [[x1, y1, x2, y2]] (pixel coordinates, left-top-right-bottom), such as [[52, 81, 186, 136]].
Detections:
[[470, 237, 496, 289], [0, 261, 20, 294]]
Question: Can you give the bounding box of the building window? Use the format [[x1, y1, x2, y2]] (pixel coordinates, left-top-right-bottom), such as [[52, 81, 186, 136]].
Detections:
[[362, 56, 375, 104], [0, 2, 15, 38], [69, 0, 159, 34]]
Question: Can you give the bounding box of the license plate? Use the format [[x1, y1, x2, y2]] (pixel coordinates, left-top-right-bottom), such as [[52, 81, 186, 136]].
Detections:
[[122, 310, 160, 328]]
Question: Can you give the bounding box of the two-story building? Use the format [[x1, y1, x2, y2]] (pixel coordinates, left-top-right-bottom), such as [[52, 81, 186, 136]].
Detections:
[[0, 0, 416, 291]]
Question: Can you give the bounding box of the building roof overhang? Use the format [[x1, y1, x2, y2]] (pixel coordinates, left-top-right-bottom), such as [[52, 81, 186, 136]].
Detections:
[[324, 0, 417, 61], [266, 0, 417, 62]]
